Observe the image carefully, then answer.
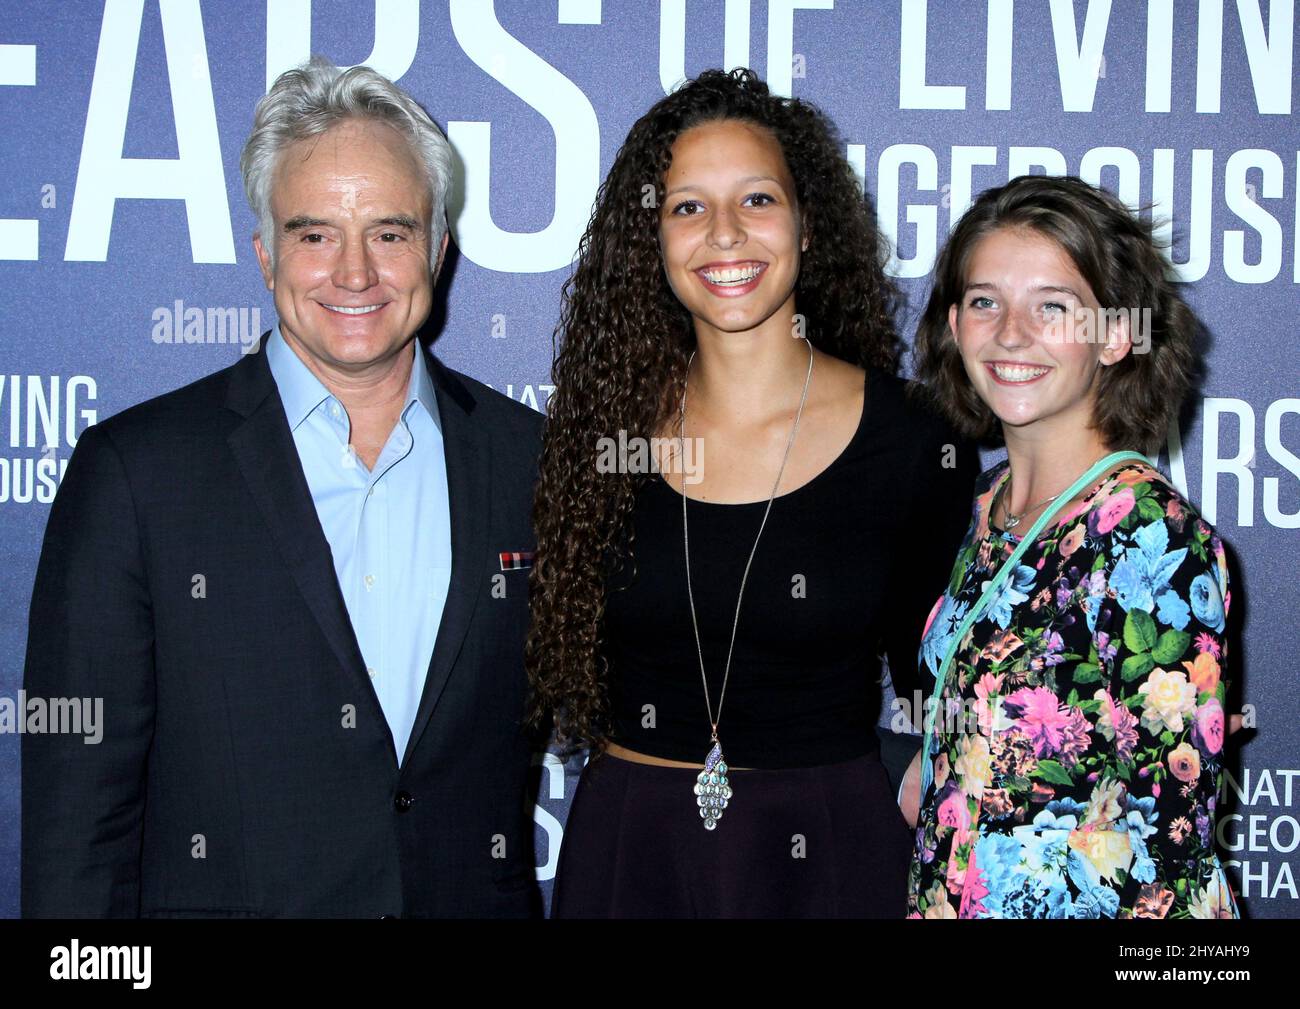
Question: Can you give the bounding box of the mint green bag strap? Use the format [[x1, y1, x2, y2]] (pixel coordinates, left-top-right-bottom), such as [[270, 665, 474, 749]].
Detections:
[[917, 450, 1150, 799]]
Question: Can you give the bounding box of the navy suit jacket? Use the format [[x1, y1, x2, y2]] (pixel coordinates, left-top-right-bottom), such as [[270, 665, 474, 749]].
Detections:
[[21, 333, 544, 918]]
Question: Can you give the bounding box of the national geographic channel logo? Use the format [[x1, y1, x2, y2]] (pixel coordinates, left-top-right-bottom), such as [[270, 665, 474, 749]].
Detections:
[[1218, 767, 1300, 902]]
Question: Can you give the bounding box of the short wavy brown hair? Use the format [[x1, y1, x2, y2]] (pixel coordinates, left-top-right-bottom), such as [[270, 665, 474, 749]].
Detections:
[[912, 174, 1200, 451]]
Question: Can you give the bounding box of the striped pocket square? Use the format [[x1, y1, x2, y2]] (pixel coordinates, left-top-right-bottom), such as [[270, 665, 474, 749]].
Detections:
[[499, 550, 535, 571]]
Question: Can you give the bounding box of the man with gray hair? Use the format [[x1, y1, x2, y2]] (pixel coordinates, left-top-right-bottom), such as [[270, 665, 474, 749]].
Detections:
[[22, 57, 544, 917]]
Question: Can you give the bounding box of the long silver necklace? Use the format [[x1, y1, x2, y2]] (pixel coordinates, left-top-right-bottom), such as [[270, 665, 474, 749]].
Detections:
[[679, 339, 814, 830]]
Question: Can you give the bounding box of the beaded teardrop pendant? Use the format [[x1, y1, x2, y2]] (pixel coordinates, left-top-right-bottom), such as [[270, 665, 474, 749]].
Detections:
[[693, 740, 732, 830]]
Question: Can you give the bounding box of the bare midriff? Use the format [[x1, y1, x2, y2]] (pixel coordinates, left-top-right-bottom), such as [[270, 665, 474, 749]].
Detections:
[[602, 741, 752, 770]]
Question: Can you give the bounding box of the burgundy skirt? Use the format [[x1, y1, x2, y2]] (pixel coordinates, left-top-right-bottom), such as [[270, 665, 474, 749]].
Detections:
[[551, 749, 912, 918]]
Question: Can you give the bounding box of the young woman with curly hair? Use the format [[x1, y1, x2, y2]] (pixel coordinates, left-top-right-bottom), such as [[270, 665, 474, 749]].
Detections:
[[906, 175, 1240, 919], [529, 69, 977, 918]]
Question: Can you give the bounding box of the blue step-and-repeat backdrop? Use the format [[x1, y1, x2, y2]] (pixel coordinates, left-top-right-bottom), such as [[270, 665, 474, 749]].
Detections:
[[0, 0, 1296, 917]]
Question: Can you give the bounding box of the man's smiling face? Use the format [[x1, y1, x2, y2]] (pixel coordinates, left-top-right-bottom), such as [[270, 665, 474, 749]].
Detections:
[[254, 117, 445, 375]]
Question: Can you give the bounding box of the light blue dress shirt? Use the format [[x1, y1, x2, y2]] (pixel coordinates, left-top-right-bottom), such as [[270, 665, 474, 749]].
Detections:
[[265, 324, 452, 766]]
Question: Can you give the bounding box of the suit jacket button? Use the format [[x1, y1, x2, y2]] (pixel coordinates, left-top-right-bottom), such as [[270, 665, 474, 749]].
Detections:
[[394, 791, 413, 812]]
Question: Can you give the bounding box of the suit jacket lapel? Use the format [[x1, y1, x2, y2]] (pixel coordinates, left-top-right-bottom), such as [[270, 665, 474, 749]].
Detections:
[[401, 345, 491, 768], [223, 335, 397, 764]]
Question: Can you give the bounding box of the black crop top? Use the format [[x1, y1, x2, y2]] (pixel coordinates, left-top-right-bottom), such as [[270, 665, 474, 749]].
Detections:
[[603, 368, 979, 769]]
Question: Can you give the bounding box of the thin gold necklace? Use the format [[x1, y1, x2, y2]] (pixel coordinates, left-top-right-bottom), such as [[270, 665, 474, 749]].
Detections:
[[996, 476, 1061, 531]]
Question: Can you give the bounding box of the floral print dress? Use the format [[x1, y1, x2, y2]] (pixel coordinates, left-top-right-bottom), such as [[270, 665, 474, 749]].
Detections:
[[908, 459, 1240, 919]]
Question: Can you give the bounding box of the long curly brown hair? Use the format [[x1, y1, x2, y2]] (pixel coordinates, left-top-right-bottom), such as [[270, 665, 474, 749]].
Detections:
[[526, 68, 901, 748]]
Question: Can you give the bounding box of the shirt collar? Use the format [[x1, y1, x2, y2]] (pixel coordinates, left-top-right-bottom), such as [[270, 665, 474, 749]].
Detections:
[[408, 332, 441, 432], [265, 322, 441, 434]]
